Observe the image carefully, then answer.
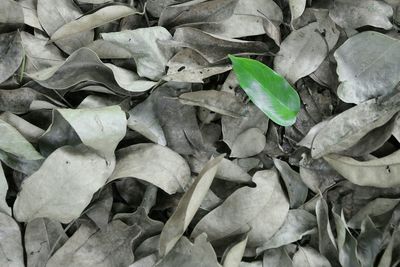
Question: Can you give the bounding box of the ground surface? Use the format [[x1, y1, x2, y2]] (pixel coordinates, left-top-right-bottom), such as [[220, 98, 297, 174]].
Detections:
[[0, 0, 400, 266]]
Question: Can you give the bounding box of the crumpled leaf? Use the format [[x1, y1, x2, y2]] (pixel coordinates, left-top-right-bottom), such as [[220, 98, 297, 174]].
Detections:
[[25, 218, 68, 267], [39, 105, 127, 158], [156, 234, 220, 267], [102, 26, 174, 80], [222, 233, 248, 267], [330, 0, 393, 30], [109, 143, 191, 194], [0, 164, 11, 216], [159, 0, 239, 28], [192, 169, 289, 248], [174, 0, 283, 39], [0, 0, 24, 33], [173, 27, 268, 64], [29, 48, 155, 94], [127, 97, 166, 146], [20, 31, 65, 74], [14, 145, 115, 223], [293, 246, 332, 267], [37, 0, 94, 54], [222, 103, 269, 149], [159, 155, 223, 256], [274, 22, 329, 84], [324, 150, 400, 188], [257, 209, 317, 253], [0, 32, 24, 84], [47, 220, 141, 267], [334, 31, 400, 104], [348, 198, 400, 229], [311, 95, 400, 158], [0, 213, 24, 267], [230, 128, 266, 158], [179, 90, 246, 117], [0, 118, 44, 175], [274, 158, 308, 208], [51, 5, 142, 41]]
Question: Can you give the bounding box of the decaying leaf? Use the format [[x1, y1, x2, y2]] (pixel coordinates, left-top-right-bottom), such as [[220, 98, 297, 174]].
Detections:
[[159, 155, 223, 256], [324, 150, 400, 188], [109, 143, 191, 194], [14, 145, 115, 223], [0, 213, 24, 267], [25, 218, 68, 267], [192, 169, 289, 248], [335, 32, 400, 104]]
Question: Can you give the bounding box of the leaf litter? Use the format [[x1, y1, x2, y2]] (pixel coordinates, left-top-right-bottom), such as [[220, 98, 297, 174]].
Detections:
[[0, 0, 400, 266]]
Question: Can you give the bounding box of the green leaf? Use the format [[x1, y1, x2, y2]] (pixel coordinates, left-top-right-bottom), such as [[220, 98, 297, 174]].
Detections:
[[229, 55, 300, 126]]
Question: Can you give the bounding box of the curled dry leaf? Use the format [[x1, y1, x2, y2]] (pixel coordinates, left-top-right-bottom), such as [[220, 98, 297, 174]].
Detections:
[[0, 213, 24, 267], [51, 5, 142, 41], [192, 169, 289, 248], [0, 32, 24, 84], [47, 221, 141, 267], [311, 95, 400, 158], [14, 145, 115, 223], [230, 128, 266, 158], [324, 150, 400, 188], [37, 0, 94, 54], [334, 31, 400, 104], [25, 218, 68, 267], [257, 209, 317, 253], [102, 26, 174, 80], [222, 233, 248, 267], [159, 155, 223, 256], [293, 246, 332, 267], [40, 105, 127, 158], [109, 143, 191, 194], [0, 118, 44, 175], [179, 90, 246, 118], [329, 0, 393, 30]]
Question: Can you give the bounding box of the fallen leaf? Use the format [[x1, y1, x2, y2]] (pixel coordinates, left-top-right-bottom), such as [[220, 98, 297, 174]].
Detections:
[[159, 155, 223, 256], [289, 0, 307, 22], [293, 246, 332, 267], [230, 55, 300, 126], [230, 128, 266, 158], [109, 143, 191, 194], [334, 31, 400, 104], [0, 118, 44, 175], [25, 218, 68, 267], [0, 213, 24, 267], [47, 220, 141, 267], [330, 0, 393, 30], [14, 145, 115, 223], [324, 150, 400, 188], [18, 0, 43, 30], [0, 164, 11, 216], [179, 90, 246, 118], [102, 26, 174, 80], [262, 247, 292, 267], [257, 209, 317, 253], [0, 0, 24, 32], [0, 32, 24, 84], [85, 40, 133, 59], [356, 217, 383, 267], [37, 0, 94, 54], [51, 5, 142, 41], [192, 169, 289, 248], [222, 233, 248, 267]]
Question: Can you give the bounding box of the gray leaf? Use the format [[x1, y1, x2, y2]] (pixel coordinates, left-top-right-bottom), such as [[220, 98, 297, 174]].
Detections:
[[230, 128, 266, 158], [14, 145, 115, 223], [192, 169, 289, 248], [37, 0, 94, 54], [263, 247, 293, 267], [0, 0, 24, 33], [0, 164, 11, 215], [0, 213, 24, 267], [159, 155, 223, 256], [109, 143, 191, 194], [47, 221, 140, 267], [25, 218, 68, 267], [0, 32, 24, 84], [102, 27, 174, 80], [334, 31, 400, 104], [330, 0, 393, 30], [222, 233, 248, 267], [293, 246, 331, 267]]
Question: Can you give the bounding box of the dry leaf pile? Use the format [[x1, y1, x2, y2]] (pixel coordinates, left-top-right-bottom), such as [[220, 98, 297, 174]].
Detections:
[[1, 0, 400, 266]]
